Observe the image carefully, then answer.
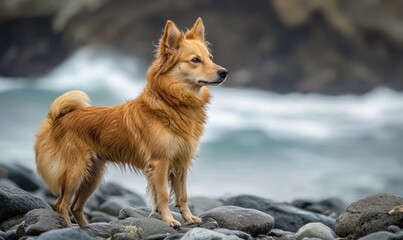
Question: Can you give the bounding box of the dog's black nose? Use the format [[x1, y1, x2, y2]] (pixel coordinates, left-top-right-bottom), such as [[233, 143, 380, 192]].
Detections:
[[217, 69, 228, 79]]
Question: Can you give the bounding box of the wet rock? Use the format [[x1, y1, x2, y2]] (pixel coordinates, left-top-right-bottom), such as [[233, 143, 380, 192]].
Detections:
[[358, 231, 396, 240], [0, 215, 25, 232], [0, 185, 50, 223], [87, 211, 116, 223], [185, 217, 219, 230], [110, 217, 176, 240], [112, 232, 141, 240], [200, 205, 274, 237], [163, 234, 185, 240], [181, 228, 239, 240], [34, 228, 97, 240], [88, 182, 146, 212], [0, 179, 19, 189], [294, 222, 337, 240], [224, 195, 335, 232], [98, 197, 133, 216], [5, 229, 17, 240], [335, 193, 403, 239], [82, 222, 111, 239], [291, 198, 347, 218], [0, 163, 43, 192], [268, 228, 295, 239], [23, 209, 68, 236], [214, 228, 252, 240], [118, 207, 185, 226]]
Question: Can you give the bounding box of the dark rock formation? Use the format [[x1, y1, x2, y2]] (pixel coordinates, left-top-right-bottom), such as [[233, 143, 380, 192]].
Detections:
[[1, 1, 403, 94]]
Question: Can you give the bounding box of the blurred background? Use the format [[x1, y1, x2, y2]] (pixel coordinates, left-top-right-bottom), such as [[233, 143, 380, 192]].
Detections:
[[0, 0, 402, 202]]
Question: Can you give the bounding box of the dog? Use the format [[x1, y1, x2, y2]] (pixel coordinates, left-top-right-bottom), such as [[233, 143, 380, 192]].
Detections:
[[34, 17, 228, 228]]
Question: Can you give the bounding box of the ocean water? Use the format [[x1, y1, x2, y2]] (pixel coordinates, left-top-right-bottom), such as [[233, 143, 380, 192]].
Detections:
[[0, 48, 402, 202]]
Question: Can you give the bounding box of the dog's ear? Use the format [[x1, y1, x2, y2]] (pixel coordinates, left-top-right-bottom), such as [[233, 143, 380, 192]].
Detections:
[[186, 17, 205, 42], [159, 20, 183, 55]]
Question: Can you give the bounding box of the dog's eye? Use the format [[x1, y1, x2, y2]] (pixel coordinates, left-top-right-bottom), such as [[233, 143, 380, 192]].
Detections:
[[191, 57, 201, 63], [209, 55, 213, 60]]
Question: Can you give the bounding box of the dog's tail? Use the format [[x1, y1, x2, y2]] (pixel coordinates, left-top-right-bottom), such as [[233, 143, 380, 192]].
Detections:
[[48, 90, 91, 122]]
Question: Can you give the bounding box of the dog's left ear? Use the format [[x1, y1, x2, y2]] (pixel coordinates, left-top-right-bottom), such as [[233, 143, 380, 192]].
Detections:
[[159, 20, 183, 56], [186, 17, 205, 42]]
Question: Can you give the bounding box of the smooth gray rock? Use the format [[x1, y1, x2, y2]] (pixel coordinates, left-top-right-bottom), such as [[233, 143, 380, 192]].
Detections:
[[98, 197, 132, 216], [23, 209, 68, 236], [110, 217, 176, 240], [87, 211, 116, 223], [295, 222, 337, 240], [0, 163, 43, 192], [357, 231, 396, 240], [0, 185, 50, 223], [224, 195, 335, 232], [118, 207, 185, 226], [82, 222, 111, 238], [35, 228, 97, 240], [214, 228, 252, 240], [112, 232, 141, 240], [200, 205, 274, 237], [335, 193, 403, 239], [268, 228, 295, 239], [89, 182, 146, 211], [186, 217, 219, 230], [291, 198, 347, 218], [181, 228, 240, 240], [0, 215, 25, 231]]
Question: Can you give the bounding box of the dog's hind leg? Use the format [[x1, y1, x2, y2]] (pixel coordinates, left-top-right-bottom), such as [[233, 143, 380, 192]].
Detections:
[[170, 167, 202, 224], [54, 154, 92, 226], [145, 159, 181, 228], [70, 157, 106, 227]]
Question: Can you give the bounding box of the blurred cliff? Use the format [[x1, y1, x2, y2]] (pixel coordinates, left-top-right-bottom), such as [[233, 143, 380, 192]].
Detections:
[[1, 0, 403, 94]]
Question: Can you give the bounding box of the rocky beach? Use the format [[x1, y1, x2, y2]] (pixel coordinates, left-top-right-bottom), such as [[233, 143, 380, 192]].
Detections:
[[1, 163, 403, 240]]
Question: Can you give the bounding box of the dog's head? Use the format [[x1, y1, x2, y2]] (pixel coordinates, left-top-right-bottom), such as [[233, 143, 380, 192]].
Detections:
[[154, 18, 228, 87]]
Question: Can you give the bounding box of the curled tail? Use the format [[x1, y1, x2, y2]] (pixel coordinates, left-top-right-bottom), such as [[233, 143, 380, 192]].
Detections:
[[48, 90, 91, 122]]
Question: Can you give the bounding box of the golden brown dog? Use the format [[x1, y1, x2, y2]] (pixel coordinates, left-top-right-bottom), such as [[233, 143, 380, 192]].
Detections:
[[35, 17, 228, 228]]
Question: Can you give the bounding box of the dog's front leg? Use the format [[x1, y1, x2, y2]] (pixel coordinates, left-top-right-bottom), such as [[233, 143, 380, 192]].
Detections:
[[170, 169, 202, 225], [146, 159, 181, 228]]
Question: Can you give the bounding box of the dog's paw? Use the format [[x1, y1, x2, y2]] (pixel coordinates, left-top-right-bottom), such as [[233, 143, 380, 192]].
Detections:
[[164, 218, 181, 229], [184, 215, 202, 225]]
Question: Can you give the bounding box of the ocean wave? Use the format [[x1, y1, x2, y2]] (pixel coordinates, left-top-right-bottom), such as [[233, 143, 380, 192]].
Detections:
[[1, 47, 403, 143]]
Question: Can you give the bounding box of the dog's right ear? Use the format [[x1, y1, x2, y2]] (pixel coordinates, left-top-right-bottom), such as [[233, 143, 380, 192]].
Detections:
[[158, 20, 183, 56]]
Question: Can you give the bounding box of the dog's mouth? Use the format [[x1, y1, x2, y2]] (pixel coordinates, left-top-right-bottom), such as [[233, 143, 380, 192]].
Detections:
[[198, 78, 226, 86]]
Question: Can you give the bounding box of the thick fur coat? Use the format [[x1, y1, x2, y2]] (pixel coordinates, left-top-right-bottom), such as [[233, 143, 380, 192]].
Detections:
[[35, 18, 228, 227]]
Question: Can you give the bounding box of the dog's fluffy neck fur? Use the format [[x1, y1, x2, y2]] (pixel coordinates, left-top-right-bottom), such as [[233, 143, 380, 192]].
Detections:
[[138, 68, 210, 137]]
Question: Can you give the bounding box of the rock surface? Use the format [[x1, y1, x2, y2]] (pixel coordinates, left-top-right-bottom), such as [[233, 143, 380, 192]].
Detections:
[[200, 205, 274, 237], [0, 185, 50, 223], [87, 182, 146, 215], [118, 207, 185, 226], [294, 222, 337, 240], [291, 198, 347, 218], [32, 228, 97, 240], [110, 217, 177, 240], [181, 228, 240, 240], [224, 195, 336, 232], [335, 193, 403, 239], [0, 163, 43, 192], [23, 209, 68, 236]]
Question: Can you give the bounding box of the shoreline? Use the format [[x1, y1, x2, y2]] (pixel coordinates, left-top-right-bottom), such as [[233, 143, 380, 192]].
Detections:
[[1, 163, 403, 240]]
